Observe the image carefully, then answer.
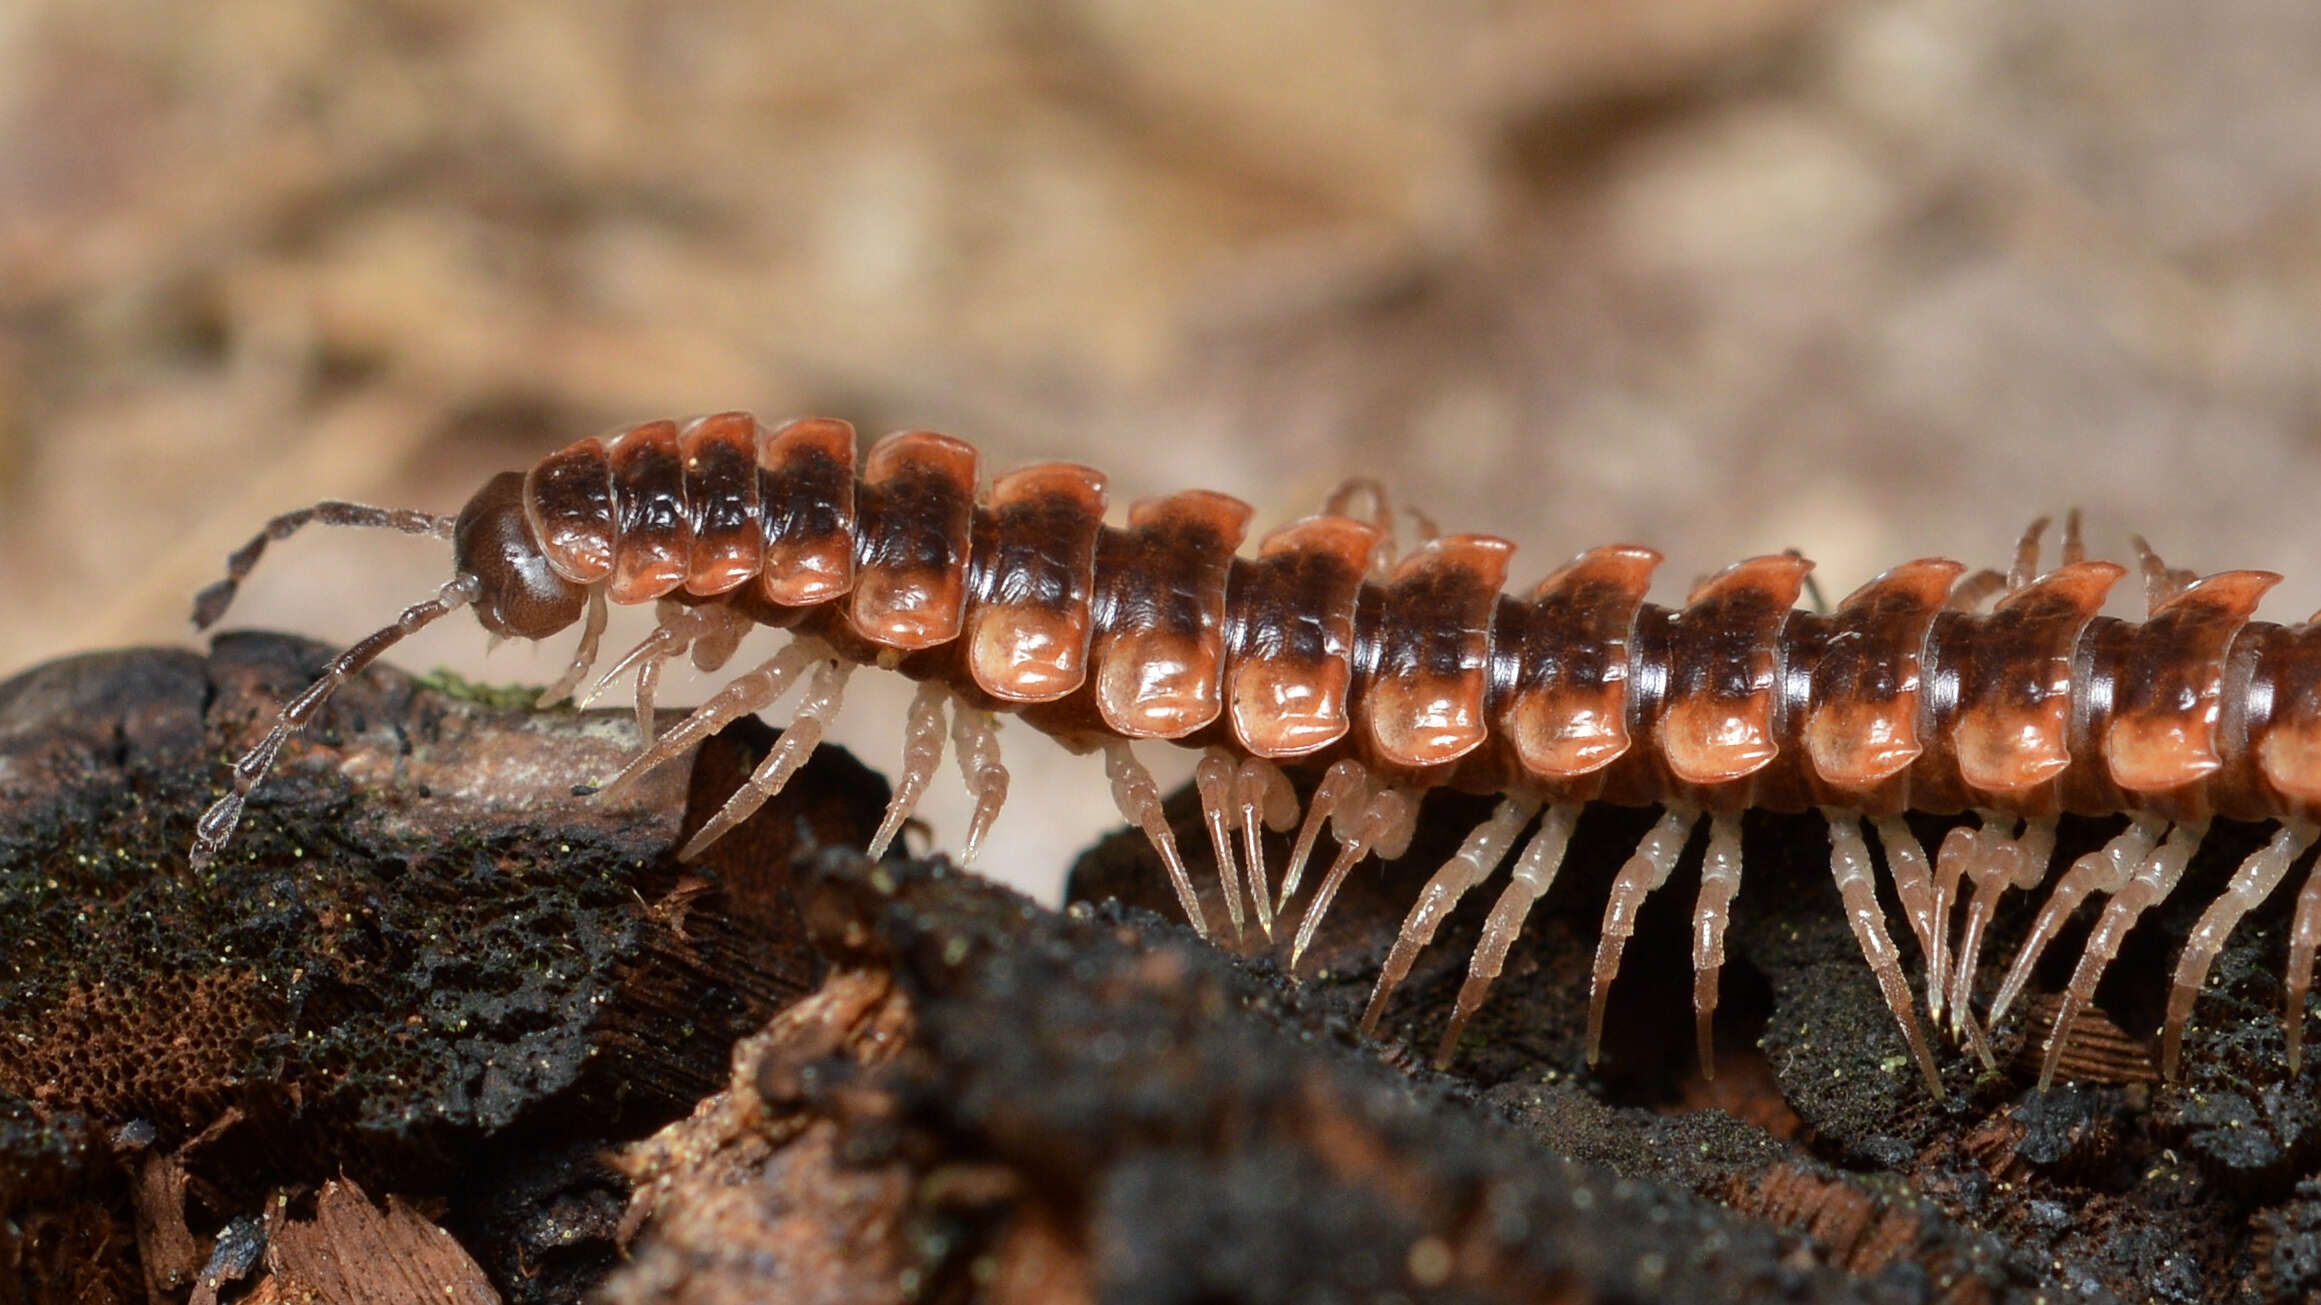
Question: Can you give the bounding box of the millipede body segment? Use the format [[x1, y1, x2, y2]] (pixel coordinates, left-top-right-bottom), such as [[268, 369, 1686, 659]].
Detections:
[[191, 413, 2321, 1098]]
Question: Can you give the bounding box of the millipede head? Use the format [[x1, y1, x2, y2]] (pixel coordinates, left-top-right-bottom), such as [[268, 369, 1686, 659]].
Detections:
[[452, 471, 587, 639]]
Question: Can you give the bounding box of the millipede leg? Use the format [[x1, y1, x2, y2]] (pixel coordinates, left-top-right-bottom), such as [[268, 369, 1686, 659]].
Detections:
[[634, 657, 668, 741], [1105, 741, 1205, 937], [867, 681, 949, 859], [2130, 534, 2198, 614], [2040, 822, 2205, 1090], [1278, 759, 1371, 910], [1947, 569, 2006, 611], [535, 588, 610, 708], [1194, 749, 1247, 940], [1925, 822, 1983, 1020], [1322, 477, 1401, 576], [594, 641, 815, 802], [2163, 822, 2316, 1081], [2289, 866, 2321, 1074], [952, 708, 1010, 865], [678, 656, 853, 860], [2006, 516, 2051, 592], [1233, 759, 1297, 940], [1830, 812, 1944, 1097], [1587, 806, 1698, 1067], [1869, 816, 1939, 988], [1946, 818, 2056, 1045], [583, 601, 726, 740], [1360, 795, 1541, 1037], [1436, 805, 1580, 1067], [582, 604, 686, 707], [1987, 816, 2164, 1028], [1691, 813, 1745, 1078], [1288, 786, 1418, 971], [687, 605, 751, 674], [643, 605, 751, 738]]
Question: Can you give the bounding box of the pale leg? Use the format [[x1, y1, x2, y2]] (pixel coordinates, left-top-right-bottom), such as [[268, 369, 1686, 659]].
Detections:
[[1434, 806, 1581, 1068], [1869, 816, 1939, 991], [1287, 786, 1419, 970], [2039, 822, 2204, 1090], [1360, 795, 1542, 1036], [1278, 759, 1372, 909], [1830, 812, 1943, 1097], [1987, 817, 2165, 1027], [1194, 749, 1248, 940], [1233, 759, 1298, 940], [2161, 822, 2316, 1081], [1691, 813, 1745, 1077], [951, 707, 1011, 865], [1945, 817, 2057, 1042], [1105, 741, 1205, 938], [2289, 866, 2321, 1073], [867, 681, 950, 859], [535, 588, 610, 708], [583, 601, 726, 741], [1587, 806, 1699, 1066], [678, 656, 853, 860], [1925, 822, 1984, 1020], [593, 642, 815, 802]]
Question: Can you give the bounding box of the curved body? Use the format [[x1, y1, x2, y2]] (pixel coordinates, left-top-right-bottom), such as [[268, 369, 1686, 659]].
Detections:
[[192, 411, 2321, 1098], [518, 415, 2314, 828]]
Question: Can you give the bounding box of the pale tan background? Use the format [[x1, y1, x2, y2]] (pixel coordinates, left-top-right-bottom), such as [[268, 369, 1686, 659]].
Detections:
[[4, 0, 2319, 899]]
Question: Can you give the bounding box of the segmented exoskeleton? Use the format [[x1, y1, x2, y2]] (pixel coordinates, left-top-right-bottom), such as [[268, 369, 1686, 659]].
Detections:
[[191, 414, 2321, 1098]]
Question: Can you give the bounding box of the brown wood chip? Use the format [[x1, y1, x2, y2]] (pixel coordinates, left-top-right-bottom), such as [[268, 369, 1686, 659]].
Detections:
[[258, 1178, 500, 1305]]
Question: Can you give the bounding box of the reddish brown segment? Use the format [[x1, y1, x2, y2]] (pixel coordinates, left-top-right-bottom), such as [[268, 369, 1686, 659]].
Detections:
[[757, 418, 857, 606], [2257, 617, 2321, 808], [1803, 559, 1965, 795], [849, 431, 977, 650], [1227, 516, 1383, 758], [1950, 560, 2125, 795], [605, 420, 690, 604], [1653, 555, 1813, 787], [1363, 535, 1515, 769], [1090, 490, 1254, 738], [679, 413, 764, 596], [2104, 570, 2280, 792], [1500, 545, 1662, 780], [966, 463, 1109, 702], [524, 437, 616, 583]]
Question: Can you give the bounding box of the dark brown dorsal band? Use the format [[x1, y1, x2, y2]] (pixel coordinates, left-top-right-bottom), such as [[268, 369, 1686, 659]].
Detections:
[[606, 419, 690, 603], [679, 412, 765, 596], [1654, 554, 1813, 787], [1091, 489, 1253, 738], [1227, 515, 1382, 758], [1362, 534, 1514, 769], [850, 430, 978, 650], [967, 463, 1109, 702]]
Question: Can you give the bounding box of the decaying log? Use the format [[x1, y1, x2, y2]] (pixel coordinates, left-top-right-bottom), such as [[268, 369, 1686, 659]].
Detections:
[[0, 634, 876, 1304], [7, 635, 2321, 1303]]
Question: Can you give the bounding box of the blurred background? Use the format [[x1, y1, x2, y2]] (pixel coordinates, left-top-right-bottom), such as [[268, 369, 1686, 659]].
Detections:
[[3, 0, 2318, 899]]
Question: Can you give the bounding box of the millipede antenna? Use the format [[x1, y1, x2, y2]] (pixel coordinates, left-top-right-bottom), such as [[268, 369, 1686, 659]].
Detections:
[[192, 502, 457, 630], [190, 574, 481, 869]]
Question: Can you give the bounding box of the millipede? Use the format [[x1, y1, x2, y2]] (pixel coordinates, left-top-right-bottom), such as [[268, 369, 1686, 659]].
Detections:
[[188, 412, 2321, 1100]]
